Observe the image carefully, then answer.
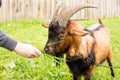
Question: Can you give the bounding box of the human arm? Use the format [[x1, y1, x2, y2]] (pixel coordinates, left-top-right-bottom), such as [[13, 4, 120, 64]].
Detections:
[[0, 31, 42, 58]]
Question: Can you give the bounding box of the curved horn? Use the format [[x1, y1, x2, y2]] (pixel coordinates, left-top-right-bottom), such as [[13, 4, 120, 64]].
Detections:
[[52, 1, 63, 22], [58, 3, 97, 27]]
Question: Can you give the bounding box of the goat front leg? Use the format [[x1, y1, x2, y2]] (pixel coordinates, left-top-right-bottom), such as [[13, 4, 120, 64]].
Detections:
[[84, 74, 92, 80], [84, 65, 95, 80], [73, 75, 81, 80]]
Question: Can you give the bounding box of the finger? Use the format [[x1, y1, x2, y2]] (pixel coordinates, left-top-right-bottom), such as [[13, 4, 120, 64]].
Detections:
[[26, 52, 37, 58], [36, 50, 42, 56], [31, 51, 39, 57], [34, 48, 42, 56], [27, 54, 36, 58]]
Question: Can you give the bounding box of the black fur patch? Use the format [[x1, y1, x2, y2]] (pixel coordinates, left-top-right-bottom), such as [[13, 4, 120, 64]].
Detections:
[[49, 21, 59, 32], [66, 50, 95, 76]]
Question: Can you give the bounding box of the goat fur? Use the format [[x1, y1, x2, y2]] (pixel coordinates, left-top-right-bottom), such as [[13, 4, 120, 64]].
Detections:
[[43, 20, 114, 80], [55, 20, 114, 79]]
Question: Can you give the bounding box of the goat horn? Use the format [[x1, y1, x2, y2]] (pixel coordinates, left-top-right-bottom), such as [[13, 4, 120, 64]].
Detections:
[[58, 3, 97, 27], [52, 1, 63, 22]]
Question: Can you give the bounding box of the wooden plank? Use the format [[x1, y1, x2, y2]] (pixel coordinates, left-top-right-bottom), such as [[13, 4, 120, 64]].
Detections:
[[10, 0, 13, 21], [40, 0, 45, 19], [51, 0, 55, 20]]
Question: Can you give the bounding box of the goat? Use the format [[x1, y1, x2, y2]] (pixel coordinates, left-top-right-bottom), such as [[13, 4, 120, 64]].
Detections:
[[42, 3, 115, 80]]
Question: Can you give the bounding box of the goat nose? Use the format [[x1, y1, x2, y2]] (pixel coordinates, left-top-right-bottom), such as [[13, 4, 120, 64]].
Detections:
[[44, 47, 49, 53]]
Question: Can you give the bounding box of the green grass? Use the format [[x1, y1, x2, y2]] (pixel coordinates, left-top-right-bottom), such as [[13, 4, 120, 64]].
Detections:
[[0, 18, 120, 80]]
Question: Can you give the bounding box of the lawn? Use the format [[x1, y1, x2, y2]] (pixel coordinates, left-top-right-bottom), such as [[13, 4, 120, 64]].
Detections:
[[0, 18, 120, 80]]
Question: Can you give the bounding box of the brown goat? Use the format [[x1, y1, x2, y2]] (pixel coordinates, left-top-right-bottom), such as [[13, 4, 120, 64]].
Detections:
[[43, 3, 114, 80]]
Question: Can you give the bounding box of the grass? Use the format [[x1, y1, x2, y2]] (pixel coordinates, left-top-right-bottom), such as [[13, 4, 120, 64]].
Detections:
[[0, 18, 120, 80]]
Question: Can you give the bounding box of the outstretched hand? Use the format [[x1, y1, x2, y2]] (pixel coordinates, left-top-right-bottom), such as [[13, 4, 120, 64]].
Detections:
[[14, 42, 42, 58]]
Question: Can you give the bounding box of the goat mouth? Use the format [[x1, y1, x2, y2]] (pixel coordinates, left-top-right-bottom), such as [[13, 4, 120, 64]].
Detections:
[[44, 50, 56, 55], [47, 51, 59, 56]]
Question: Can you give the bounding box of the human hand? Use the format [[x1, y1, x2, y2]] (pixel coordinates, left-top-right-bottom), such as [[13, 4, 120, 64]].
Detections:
[[14, 42, 42, 58]]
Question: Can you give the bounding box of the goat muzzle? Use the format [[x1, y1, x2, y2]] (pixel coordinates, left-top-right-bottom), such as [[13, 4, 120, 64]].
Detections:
[[44, 40, 61, 55]]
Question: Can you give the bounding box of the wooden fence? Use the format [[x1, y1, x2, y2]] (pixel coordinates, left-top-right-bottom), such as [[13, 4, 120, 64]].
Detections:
[[0, 0, 120, 22]]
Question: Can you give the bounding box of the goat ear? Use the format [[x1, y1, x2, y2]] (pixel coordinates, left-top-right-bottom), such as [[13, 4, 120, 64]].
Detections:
[[42, 23, 50, 28], [70, 30, 88, 36]]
